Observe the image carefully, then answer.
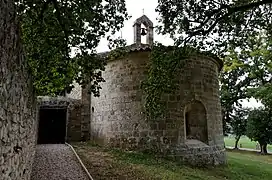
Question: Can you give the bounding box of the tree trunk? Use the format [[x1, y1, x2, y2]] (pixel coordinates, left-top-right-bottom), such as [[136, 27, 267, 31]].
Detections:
[[234, 135, 241, 149], [263, 144, 268, 154], [259, 141, 268, 155]]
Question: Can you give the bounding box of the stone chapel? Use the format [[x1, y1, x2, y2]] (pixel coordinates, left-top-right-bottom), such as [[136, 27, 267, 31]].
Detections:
[[37, 15, 226, 166]]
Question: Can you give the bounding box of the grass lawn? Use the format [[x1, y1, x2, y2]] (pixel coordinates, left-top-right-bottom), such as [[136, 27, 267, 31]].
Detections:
[[224, 135, 272, 151], [73, 142, 272, 180]]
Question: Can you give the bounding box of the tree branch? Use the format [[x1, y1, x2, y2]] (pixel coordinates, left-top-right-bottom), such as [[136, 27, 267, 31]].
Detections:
[[52, 0, 70, 58], [39, 0, 53, 22], [188, 0, 272, 37]]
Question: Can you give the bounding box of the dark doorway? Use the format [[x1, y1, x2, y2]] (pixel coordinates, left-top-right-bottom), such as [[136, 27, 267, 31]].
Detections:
[[38, 108, 67, 144], [185, 112, 190, 136]]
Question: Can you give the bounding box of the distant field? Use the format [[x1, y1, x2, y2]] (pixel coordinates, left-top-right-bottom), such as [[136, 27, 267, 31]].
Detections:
[[224, 136, 272, 151]]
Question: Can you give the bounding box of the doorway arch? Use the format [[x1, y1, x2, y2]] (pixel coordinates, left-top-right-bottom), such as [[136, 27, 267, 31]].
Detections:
[[184, 100, 208, 144]]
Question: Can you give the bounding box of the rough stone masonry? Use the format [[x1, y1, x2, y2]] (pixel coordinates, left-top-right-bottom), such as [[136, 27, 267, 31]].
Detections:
[[65, 15, 227, 166], [0, 1, 37, 180], [87, 15, 226, 166]]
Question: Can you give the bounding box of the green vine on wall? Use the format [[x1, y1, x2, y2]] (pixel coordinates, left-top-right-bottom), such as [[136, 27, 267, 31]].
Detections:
[[105, 42, 209, 121], [107, 46, 128, 61], [141, 43, 198, 121]]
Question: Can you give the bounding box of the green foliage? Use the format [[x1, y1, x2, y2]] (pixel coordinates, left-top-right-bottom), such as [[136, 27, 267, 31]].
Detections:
[[156, 0, 272, 53], [240, 33, 272, 86], [141, 43, 198, 120], [220, 51, 251, 134], [230, 107, 250, 139], [244, 33, 272, 107], [219, 32, 272, 134], [243, 35, 272, 112], [16, 0, 129, 96], [246, 108, 272, 145], [251, 84, 272, 108], [106, 39, 129, 61]]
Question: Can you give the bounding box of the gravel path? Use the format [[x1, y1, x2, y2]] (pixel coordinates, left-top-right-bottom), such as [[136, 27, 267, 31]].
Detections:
[[31, 144, 89, 180]]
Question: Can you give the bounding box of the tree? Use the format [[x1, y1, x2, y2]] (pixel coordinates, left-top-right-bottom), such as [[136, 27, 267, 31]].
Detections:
[[219, 49, 251, 135], [219, 30, 272, 138], [246, 33, 272, 107], [156, 0, 272, 54], [219, 57, 250, 146], [247, 108, 272, 154], [230, 107, 249, 149], [16, 0, 129, 96], [253, 84, 272, 108]]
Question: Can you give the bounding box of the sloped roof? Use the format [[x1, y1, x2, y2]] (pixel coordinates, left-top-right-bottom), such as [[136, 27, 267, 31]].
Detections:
[[97, 43, 151, 58], [133, 15, 153, 27]]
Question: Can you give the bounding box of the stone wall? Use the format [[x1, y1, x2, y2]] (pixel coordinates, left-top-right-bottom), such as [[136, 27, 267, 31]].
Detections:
[[0, 1, 37, 179], [67, 99, 83, 142], [81, 86, 91, 141], [162, 55, 226, 165], [66, 81, 82, 100], [90, 50, 226, 166], [37, 96, 87, 142], [90, 52, 148, 145], [179, 56, 224, 146]]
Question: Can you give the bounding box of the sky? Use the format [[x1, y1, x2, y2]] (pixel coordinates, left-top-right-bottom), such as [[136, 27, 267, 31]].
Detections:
[[96, 0, 173, 53], [96, 0, 263, 108]]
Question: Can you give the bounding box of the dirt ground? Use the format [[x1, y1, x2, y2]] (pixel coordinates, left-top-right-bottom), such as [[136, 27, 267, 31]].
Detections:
[[72, 142, 272, 180], [72, 142, 158, 180]]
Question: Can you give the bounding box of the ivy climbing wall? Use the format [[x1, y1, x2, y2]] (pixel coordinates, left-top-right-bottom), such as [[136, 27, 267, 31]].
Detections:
[[0, 1, 37, 179]]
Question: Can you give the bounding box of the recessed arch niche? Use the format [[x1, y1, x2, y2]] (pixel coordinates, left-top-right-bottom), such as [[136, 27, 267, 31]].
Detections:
[[184, 100, 208, 144]]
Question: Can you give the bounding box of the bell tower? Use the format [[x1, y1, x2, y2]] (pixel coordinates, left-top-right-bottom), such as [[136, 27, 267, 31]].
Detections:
[[133, 15, 154, 45]]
